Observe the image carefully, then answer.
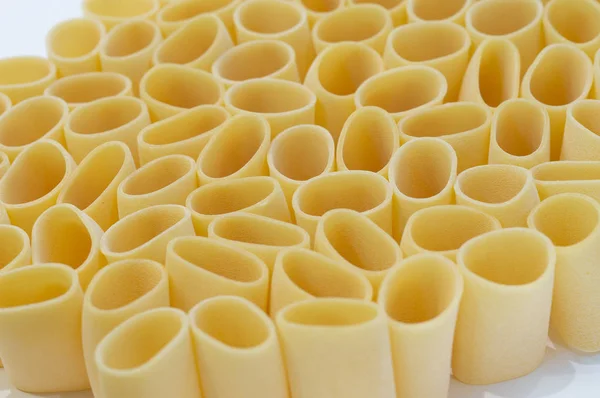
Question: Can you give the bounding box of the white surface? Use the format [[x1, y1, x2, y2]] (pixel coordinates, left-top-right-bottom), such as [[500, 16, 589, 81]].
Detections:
[[0, 0, 599, 397]]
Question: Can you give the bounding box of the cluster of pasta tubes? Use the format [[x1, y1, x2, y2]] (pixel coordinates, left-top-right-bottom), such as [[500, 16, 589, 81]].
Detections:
[[1, 0, 600, 396]]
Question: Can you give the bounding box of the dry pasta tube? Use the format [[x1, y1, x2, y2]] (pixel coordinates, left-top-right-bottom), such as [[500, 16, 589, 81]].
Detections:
[[95, 308, 202, 398], [532, 161, 600, 202], [44, 72, 132, 110], [82, 0, 160, 30], [401, 205, 501, 262], [544, 0, 600, 58], [100, 204, 195, 264], [196, 114, 270, 185], [489, 99, 551, 168], [528, 193, 600, 352], [57, 142, 136, 231], [0, 264, 88, 393], [0, 225, 31, 272], [45, 18, 105, 77], [64, 96, 151, 164], [0, 152, 8, 181], [454, 228, 555, 384], [32, 204, 105, 291], [388, 138, 458, 241], [521, 45, 593, 160], [82, 259, 169, 396], [562, 100, 600, 161], [0, 95, 69, 162], [378, 253, 463, 398], [355, 65, 447, 122], [312, 4, 393, 55], [348, 0, 407, 26], [186, 176, 290, 236], [0, 140, 75, 235], [407, 0, 473, 25], [276, 298, 396, 398], [594, 49, 600, 99], [0, 92, 10, 117], [166, 236, 269, 311], [0, 56, 56, 104], [398, 103, 491, 172], [208, 212, 310, 271], [153, 14, 233, 72], [117, 155, 197, 218], [0, 204, 8, 225], [190, 296, 289, 398], [292, 170, 393, 241], [293, 0, 344, 27]]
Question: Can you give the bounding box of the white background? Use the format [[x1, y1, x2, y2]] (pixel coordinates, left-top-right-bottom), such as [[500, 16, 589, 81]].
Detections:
[[0, 0, 599, 397]]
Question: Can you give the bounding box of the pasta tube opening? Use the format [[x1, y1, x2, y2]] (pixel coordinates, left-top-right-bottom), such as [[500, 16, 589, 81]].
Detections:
[[562, 100, 600, 161], [0, 225, 30, 272], [544, 0, 600, 58], [532, 161, 600, 202], [82, 0, 159, 30], [407, 0, 472, 23], [0, 56, 56, 104], [280, 298, 378, 327], [157, 0, 242, 37], [348, 0, 406, 26]]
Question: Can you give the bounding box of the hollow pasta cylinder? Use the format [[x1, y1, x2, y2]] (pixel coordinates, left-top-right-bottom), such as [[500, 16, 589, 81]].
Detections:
[[354, 65, 447, 122], [562, 100, 600, 161], [156, 0, 243, 38], [0, 92, 10, 118], [0, 56, 56, 104], [348, 0, 407, 26], [186, 176, 290, 236], [0, 203, 8, 225], [276, 298, 396, 398], [379, 253, 464, 398], [270, 247, 373, 317], [190, 296, 289, 398], [521, 44, 594, 160], [453, 228, 556, 385], [0, 95, 69, 162], [95, 308, 202, 398], [0, 140, 75, 235], [166, 236, 269, 311], [57, 142, 136, 231], [293, 0, 344, 27], [398, 103, 492, 172], [0, 151, 8, 181], [543, 0, 600, 58], [532, 161, 600, 202], [528, 193, 600, 352], [32, 204, 105, 291], [82, 259, 169, 396], [400, 205, 502, 262], [0, 264, 88, 393], [45, 17, 105, 77], [388, 138, 458, 241], [406, 0, 473, 25], [82, 0, 160, 30], [0, 225, 31, 273], [100, 204, 195, 264]]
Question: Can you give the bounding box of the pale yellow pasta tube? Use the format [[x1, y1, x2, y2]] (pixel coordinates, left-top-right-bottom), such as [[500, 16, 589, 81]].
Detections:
[[153, 14, 233, 71], [0, 204, 8, 225], [453, 228, 555, 384], [544, 0, 600, 58], [166, 236, 269, 311], [406, 0, 473, 25], [82, 259, 169, 397], [117, 155, 197, 218], [45, 18, 105, 77], [528, 193, 600, 352], [294, 0, 344, 27], [64, 96, 151, 164], [186, 176, 290, 236], [378, 253, 463, 398], [594, 49, 600, 99], [0, 225, 31, 272], [489, 99, 551, 168], [156, 0, 243, 38], [348, 0, 407, 26], [95, 308, 202, 398], [0, 140, 75, 235], [562, 100, 600, 160], [208, 212, 310, 271], [384, 22, 470, 101], [521, 44, 593, 160], [190, 296, 289, 398], [276, 298, 396, 398], [312, 4, 392, 54], [82, 0, 160, 30], [388, 138, 458, 240], [58, 142, 136, 231], [532, 161, 600, 202], [0, 264, 88, 393], [0, 95, 69, 161], [355, 65, 447, 122], [32, 204, 105, 290], [0, 56, 56, 104], [401, 205, 501, 261], [100, 204, 195, 264], [196, 114, 270, 185], [0, 92, 10, 117], [0, 151, 8, 181]]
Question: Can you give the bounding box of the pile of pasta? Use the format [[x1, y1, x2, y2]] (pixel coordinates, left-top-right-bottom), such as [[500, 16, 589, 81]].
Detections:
[[1, 0, 600, 396]]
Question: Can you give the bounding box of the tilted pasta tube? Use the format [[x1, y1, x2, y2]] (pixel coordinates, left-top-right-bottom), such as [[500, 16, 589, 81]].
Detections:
[[0, 225, 31, 272], [562, 100, 600, 161], [0, 92, 10, 118], [0, 56, 56, 104], [378, 253, 463, 398], [190, 296, 289, 398], [532, 161, 600, 202], [543, 0, 600, 58], [453, 228, 555, 385], [348, 0, 407, 26], [293, 0, 344, 27], [82, 0, 160, 30], [406, 0, 473, 25], [156, 0, 243, 38], [276, 298, 396, 398]]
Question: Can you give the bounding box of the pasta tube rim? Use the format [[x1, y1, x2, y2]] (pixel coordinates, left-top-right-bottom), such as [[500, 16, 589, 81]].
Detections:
[[465, 0, 544, 40], [233, 0, 308, 38], [531, 160, 600, 183], [45, 17, 106, 64], [0, 224, 31, 273], [99, 19, 162, 61], [44, 72, 133, 108], [82, 0, 160, 26], [0, 56, 57, 94], [407, 0, 473, 23], [543, 0, 600, 47]]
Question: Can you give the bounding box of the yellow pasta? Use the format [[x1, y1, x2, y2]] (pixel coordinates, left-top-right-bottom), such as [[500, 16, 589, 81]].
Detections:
[[532, 160, 600, 202], [95, 308, 202, 398], [562, 100, 600, 161], [0, 225, 31, 272], [294, 0, 344, 27], [489, 99, 551, 168], [156, 0, 242, 38], [100, 204, 195, 264], [166, 236, 269, 311], [0, 203, 8, 225], [189, 296, 289, 398], [82, 0, 160, 30], [388, 138, 458, 240], [594, 49, 600, 99], [0, 92, 11, 118], [406, 0, 473, 25], [0, 56, 56, 104], [453, 228, 555, 385], [0, 264, 88, 393], [544, 0, 600, 58], [378, 253, 463, 398], [0, 151, 8, 181], [276, 298, 396, 398], [348, 0, 407, 26]]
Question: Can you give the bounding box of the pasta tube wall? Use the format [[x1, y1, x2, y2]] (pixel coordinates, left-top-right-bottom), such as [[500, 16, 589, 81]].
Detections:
[[0, 56, 56, 104], [82, 0, 159, 30], [0, 93, 10, 118], [407, 0, 473, 25], [532, 161, 600, 202], [156, 0, 243, 38], [562, 100, 600, 161], [348, 0, 407, 26], [293, 0, 344, 27], [0, 225, 31, 272], [543, 0, 600, 58]]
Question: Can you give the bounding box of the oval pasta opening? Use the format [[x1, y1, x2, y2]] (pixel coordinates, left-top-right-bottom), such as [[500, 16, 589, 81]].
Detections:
[[570, 100, 600, 137], [475, 39, 520, 108], [0, 226, 28, 270], [411, 0, 470, 21], [154, 16, 219, 65], [237, 0, 302, 34], [389, 21, 468, 62], [301, 0, 342, 13], [68, 97, 143, 135], [0, 265, 74, 309], [400, 103, 488, 139], [160, 0, 238, 23], [47, 18, 104, 60], [84, 0, 157, 19], [532, 161, 600, 181], [102, 20, 157, 58], [0, 56, 54, 87], [314, 5, 389, 44], [226, 79, 314, 114], [495, 100, 546, 156], [457, 165, 529, 204], [280, 299, 379, 327], [121, 155, 194, 196], [45, 72, 131, 106], [546, 0, 600, 44], [469, 0, 541, 36], [210, 213, 307, 247]]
